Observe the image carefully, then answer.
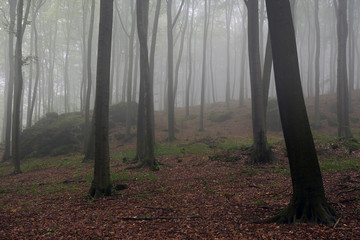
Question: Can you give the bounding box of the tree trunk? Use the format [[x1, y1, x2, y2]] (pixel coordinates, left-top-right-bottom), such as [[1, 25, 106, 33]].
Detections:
[[225, 0, 233, 107], [84, 0, 95, 158], [314, 0, 321, 128], [2, 0, 17, 162], [245, 0, 274, 164], [185, 0, 195, 118], [89, 0, 113, 199], [136, 0, 158, 170], [12, 0, 31, 174], [126, 1, 136, 139], [265, 0, 336, 225], [199, 0, 210, 131], [335, 0, 352, 138]]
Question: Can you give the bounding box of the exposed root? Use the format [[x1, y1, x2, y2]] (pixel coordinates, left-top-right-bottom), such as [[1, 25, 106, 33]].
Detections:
[[260, 200, 336, 225]]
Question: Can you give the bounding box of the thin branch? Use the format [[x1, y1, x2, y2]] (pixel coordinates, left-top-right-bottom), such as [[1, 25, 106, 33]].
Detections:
[[115, 0, 130, 38], [172, 0, 185, 29]]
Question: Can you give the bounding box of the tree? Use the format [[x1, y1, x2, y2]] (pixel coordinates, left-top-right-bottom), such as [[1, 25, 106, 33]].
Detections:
[[135, 0, 158, 170], [125, 1, 136, 139], [334, 0, 352, 139], [185, 0, 195, 119], [225, 0, 233, 107], [166, 0, 185, 142], [2, 0, 17, 162], [136, 0, 161, 163], [265, 0, 336, 224], [199, 0, 210, 131], [12, 0, 31, 174], [314, 0, 321, 128], [83, 0, 95, 160], [244, 0, 274, 164], [89, 0, 113, 198]]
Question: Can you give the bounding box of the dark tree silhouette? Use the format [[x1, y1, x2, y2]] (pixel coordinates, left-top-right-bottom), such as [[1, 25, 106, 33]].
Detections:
[[244, 0, 274, 164], [265, 0, 336, 224], [89, 0, 113, 198], [135, 0, 158, 170], [334, 0, 352, 139]]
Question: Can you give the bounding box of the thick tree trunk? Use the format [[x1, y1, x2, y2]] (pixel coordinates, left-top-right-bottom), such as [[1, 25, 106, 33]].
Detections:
[[265, 0, 335, 225], [89, 0, 113, 198]]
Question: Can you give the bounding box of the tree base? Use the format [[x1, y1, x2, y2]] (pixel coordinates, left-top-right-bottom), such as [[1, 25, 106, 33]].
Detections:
[[11, 169, 22, 175], [262, 199, 336, 225], [89, 184, 112, 199], [248, 147, 276, 164], [126, 158, 159, 171]]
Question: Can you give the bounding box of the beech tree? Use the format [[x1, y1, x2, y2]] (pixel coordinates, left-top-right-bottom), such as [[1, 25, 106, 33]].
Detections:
[[89, 0, 113, 198], [12, 0, 31, 174], [199, 0, 210, 131], [334, 0, 352, 139], [2, 0, 17, 163], [244, 0, 274, 164], [265, 0, 336, 224]]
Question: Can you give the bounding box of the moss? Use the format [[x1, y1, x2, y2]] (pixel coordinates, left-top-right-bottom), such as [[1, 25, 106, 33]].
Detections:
[[208, 111, 233, 122], [109, 101, 138, 125]]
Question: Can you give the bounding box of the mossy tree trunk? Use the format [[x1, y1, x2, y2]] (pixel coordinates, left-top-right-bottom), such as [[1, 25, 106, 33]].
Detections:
[[89, 0, 113, 198], [245, 0, 274, 164], [265, 0, 336, 224]]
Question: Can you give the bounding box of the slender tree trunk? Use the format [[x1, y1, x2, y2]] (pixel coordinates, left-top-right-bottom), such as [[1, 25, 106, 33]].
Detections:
[[225, 0, 233, 107], [83, 0, 95, 160], [174, 1, 189, 103], [199, 0, 210, 131], [265, 0, 335, 224], [136, 0, 158, 170], [12, 0, 31, 174], [2, 0, 17, 162], [89, 0, 113, 199], [314, 0, 321, 128], [28, 0, 44, 128], [185, 0, 195, 118], [245, 0, 274, 164], [126, 1, 136, 138], [335, 0, 352, 138]]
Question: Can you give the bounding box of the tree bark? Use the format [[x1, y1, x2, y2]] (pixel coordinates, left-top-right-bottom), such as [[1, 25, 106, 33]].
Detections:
[[12, 0, 31, 174], [2, 0, 17, 162], [89, 0, 113, 198], [199, 0, 210, 131], [314, 0, 321, 128], [335, 0, 352, 138], [245, 0, 274, 164], [136, 0, 158, 170], [265, 0, 336, 224], [83, 0, 96, 160]]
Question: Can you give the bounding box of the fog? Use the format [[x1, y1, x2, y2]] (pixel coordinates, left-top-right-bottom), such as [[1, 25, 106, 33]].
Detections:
[[0, 0, 358, 138]]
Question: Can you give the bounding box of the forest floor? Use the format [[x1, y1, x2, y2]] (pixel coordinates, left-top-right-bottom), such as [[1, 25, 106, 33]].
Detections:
[[0, 93, 360, 239]]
